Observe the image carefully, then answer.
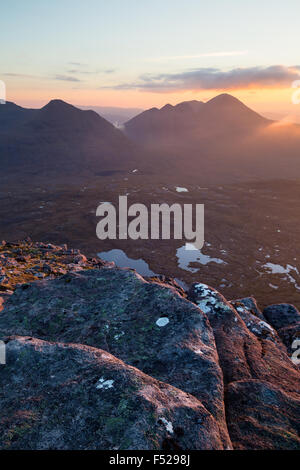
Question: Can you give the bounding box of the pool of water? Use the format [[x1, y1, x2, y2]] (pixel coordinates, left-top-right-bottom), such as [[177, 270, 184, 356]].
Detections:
[[263, 262, 300, 291], [176, 187, 188, 192], [176, 244, 226, 273], [98, 249, 156, 277]]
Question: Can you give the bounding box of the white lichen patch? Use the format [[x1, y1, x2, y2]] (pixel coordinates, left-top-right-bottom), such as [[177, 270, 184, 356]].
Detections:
[[194, 284, 232, 315], [156, 317, 169, 327], [259, 321, 274, 333], [194, 283, 212, 297], [158, 417, 174, 434], [96, 378, 115, 390], [236, 306, 246, 314], [195, 349, 204, 355], [114, 331, 125, 341], [196, 300, 212, 314]]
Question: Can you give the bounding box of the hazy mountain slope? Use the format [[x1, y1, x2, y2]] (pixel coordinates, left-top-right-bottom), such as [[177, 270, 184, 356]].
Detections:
[[124, 93, 300, 183], [1, 95, 300, 184], [0, 100, 137, 176], [124, 94, 269, 146]]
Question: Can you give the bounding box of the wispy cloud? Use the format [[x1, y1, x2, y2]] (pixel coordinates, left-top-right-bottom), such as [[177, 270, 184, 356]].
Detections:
[[2, 72, 83, 83], [1, 72, 37, 79], [108, 65, 300, 93], [67, 68, 116, 75], [104, 69, 116, 74], [68, 62, 87, 67], [54, 74, 82, 82], [147, 50, 248, 62]]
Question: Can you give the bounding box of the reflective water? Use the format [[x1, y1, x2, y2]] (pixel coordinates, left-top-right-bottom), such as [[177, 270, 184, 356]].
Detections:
[[176, 244, 226, 273], [98, 249, 156, 276]]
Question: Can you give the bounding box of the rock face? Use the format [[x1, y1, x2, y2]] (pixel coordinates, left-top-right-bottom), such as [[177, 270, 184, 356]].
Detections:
[[189, 283, 300, 450], [263, 304, 300, 330], [1, 337, 223, 450], [0, 268, 231, 448], [0, 241, 300, 450]]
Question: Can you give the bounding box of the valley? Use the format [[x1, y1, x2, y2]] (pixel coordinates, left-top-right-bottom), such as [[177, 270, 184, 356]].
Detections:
[[1, 171, 299, 309]]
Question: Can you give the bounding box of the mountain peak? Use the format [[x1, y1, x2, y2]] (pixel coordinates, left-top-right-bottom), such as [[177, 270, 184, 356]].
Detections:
[[206, 93, 244, 107], [160, 103, 173, 111], [205, 93, 267, 124], [175, 100, 204, 112], [42, 99, 77, 112], [0, 101, 26, 111]]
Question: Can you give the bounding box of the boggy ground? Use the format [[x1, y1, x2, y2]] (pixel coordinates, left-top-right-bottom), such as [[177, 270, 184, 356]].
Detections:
[[0, 173, 299, 309]]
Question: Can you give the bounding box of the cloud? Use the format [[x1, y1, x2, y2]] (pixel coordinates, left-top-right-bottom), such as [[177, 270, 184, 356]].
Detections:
[[68, 62, 87, 67], [54, 74, 82, 82], [67, 69, 95, 75], [109, 65, 300, 93], [2, 72, 83, 83], [67, 68, 116, 76], [1, 72, 37, 79]]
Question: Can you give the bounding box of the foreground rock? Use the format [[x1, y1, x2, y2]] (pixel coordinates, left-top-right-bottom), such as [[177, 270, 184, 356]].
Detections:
[[0, 336, 224, 450], [0, 268, 231, 448], [189, 283, 300, 449], [0, 241, 300, 450], [263, 304, 300, 358]]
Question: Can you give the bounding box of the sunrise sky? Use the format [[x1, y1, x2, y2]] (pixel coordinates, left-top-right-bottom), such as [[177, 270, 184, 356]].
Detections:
[[1, 0, 300, 121]]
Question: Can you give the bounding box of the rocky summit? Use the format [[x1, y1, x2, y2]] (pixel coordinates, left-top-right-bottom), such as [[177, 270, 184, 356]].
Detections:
[[0, 240, 299, 450]]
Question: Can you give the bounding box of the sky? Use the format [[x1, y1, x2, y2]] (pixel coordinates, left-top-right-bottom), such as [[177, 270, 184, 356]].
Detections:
[[1, 0, 300, 120]]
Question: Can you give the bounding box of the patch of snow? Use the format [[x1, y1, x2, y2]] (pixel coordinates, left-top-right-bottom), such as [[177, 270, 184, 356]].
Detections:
[[176, 187, 188, 193]]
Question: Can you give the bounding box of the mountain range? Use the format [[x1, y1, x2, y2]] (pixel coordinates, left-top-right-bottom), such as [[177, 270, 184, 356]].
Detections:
[[124, 94, 270, 146], [0, 99, 137, 177], [1, 94, 300, 184]]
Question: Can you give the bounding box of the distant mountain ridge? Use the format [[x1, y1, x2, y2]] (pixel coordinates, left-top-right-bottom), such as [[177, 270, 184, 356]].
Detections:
[[123, 93, 300, 183], [124, 94, 270, 146], [0, 99, 137, 176], [1, 94, 300, 184]]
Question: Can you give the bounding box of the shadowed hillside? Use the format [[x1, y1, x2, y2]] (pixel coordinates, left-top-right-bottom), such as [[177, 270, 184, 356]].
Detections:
[[124, 94, 300, 184], [0, 100, 138, 177]]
